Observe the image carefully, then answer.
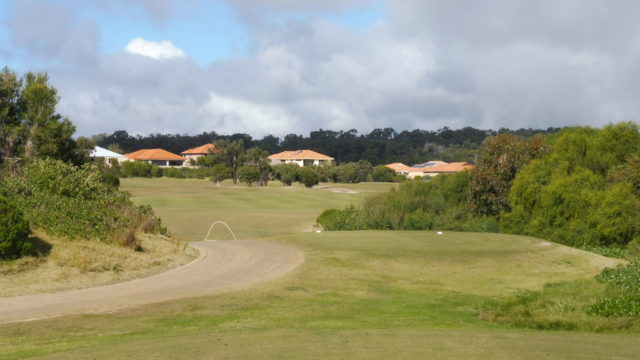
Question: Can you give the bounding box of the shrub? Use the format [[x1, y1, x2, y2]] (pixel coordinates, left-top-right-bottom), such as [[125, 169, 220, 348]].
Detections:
[[0, 195, 32, 260], [102, 173, 120, 188], [298, 167, 320, 188], [272, 163, 299, 186], [371, 165, 395, 182], [588, 262, 640, 317], [1, 159, 163, 246], [403, 209, 433, 230], [317, 206, 364, 230]]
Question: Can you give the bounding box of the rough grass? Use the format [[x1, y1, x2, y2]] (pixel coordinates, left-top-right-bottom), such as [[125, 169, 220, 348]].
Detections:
[[0, 231, 196, 297]]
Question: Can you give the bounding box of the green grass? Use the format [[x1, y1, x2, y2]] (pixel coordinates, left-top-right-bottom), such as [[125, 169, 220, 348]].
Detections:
[[0, 178, 637, 359], [121, 178, 395, 241]]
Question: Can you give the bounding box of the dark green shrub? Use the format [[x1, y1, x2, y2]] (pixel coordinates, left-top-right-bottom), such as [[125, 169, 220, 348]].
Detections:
[[1, 159, 163, 245], [0, 195, 32, 260], [102, 173, 120, 188], [403, 209, 432, 230], [272, 163, 299, 186], [371, 165, 395, 182], [317, 206, 364, 230], [298, 167, 320, 188]]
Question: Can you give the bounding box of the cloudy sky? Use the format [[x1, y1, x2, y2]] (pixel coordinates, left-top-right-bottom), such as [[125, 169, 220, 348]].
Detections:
[[1, 0, 639, 137]]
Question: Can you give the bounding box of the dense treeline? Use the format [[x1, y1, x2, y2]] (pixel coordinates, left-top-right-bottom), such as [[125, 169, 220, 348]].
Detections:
[[95, 126, 561, 165], [318, 122, 640, 251]]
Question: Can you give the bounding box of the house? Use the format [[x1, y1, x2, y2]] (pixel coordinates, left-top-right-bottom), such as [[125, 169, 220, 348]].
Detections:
[[268, 150, 334, 167], [124, 148, 185, 167], [407, 162, 475, 178], [181, 143, 219, 165], [90, 146, 127, 164], [385, 163, 410, 172], [385, 161, 475, 179]]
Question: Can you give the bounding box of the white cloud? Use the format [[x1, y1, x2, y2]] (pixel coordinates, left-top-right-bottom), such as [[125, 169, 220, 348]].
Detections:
[[124, 37, 186, 60], [201, 92, 297, 136]]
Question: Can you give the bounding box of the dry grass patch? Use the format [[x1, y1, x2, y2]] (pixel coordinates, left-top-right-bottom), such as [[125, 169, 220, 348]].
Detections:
[[0, 231, 196, 297]]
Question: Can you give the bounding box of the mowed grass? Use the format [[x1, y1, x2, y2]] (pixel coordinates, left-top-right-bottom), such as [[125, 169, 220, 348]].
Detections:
[[121, 178, 395, 241], [0, 178, 637, 359]]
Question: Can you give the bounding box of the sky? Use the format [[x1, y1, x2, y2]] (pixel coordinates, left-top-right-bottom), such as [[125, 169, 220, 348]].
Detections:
[[1, 0, 639, 138]]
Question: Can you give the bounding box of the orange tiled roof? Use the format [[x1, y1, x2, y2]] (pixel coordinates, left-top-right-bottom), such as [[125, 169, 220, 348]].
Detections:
[[418, 162, 475, 173], [268, 150, 334, 160], [124, 149, 184, 161], [385, 163, 410, 171], [181, 143, 219, 155]]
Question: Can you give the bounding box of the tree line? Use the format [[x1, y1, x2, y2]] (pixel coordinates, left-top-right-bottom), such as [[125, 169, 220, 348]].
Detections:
[[94, 126, 561, 166]]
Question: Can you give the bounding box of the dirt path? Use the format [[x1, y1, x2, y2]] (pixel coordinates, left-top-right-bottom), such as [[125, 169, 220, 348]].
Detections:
[[0, 240, 304, 323]]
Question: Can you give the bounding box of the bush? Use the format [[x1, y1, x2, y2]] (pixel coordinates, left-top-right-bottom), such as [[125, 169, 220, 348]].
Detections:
[[403, 209, 433, 230], [588, 262, 640, 317], [298, 167, 320, 188], [317, 206, 364, 230], [272, 163, 299, 186], [1, 159, 163, 246], [371, 165, 396, 182], [102, 173, 120, 188], [0, 195, 32, 260]]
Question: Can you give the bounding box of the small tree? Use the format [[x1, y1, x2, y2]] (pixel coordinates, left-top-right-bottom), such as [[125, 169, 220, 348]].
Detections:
[[0, 195, 31, 260], [298, 166, 320, 188], [210, 164, 232, 187], [238, 165, 260, 187]]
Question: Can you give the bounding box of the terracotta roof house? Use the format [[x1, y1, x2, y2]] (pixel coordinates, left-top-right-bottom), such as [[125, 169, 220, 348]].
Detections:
[[181, 144, 219, 165], [268, 150, 334, 167], [385, 163, 410, 172], [404, 162, 475, 179], [124, 149, 185, 167]]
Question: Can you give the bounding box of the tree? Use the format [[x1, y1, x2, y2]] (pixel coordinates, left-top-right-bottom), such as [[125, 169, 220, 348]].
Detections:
[[298, 167, 320, 188], [238, 165, 260, 187], [209, 164, 232, 187], [0, 68, 86, 165], [468, 134, 547, 217], [213, 139, 245, 184], [243, 147, 272, 186]]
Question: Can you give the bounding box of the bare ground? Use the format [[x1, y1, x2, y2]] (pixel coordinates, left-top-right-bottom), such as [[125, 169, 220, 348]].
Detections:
[[0, 240, 304, 323]]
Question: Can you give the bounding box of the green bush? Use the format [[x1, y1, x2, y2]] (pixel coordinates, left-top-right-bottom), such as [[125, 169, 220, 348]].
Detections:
[[371, 165, 395, 182], [102, 173, 120, 188], [0, 195, 32, 260], [317, 206, 364, 230], [588, 262, 640, 317], [403, 209, 432, 230], [1, 159, 163, 247], [272, 163, 299, 186], [298, 167, 320, 188]]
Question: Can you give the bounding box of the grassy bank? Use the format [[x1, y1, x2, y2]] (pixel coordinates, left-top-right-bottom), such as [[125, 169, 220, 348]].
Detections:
[[0, 231, 195, 297]]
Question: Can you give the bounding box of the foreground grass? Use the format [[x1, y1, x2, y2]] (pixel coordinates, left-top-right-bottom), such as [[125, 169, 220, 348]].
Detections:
[[0, 231, 195, 297], [1, 231, 634, 359]]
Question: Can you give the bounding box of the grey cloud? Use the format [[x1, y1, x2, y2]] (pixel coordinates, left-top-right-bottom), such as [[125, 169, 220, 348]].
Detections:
[[12, 1, 640, 138], [9, 0, 99, 64]]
